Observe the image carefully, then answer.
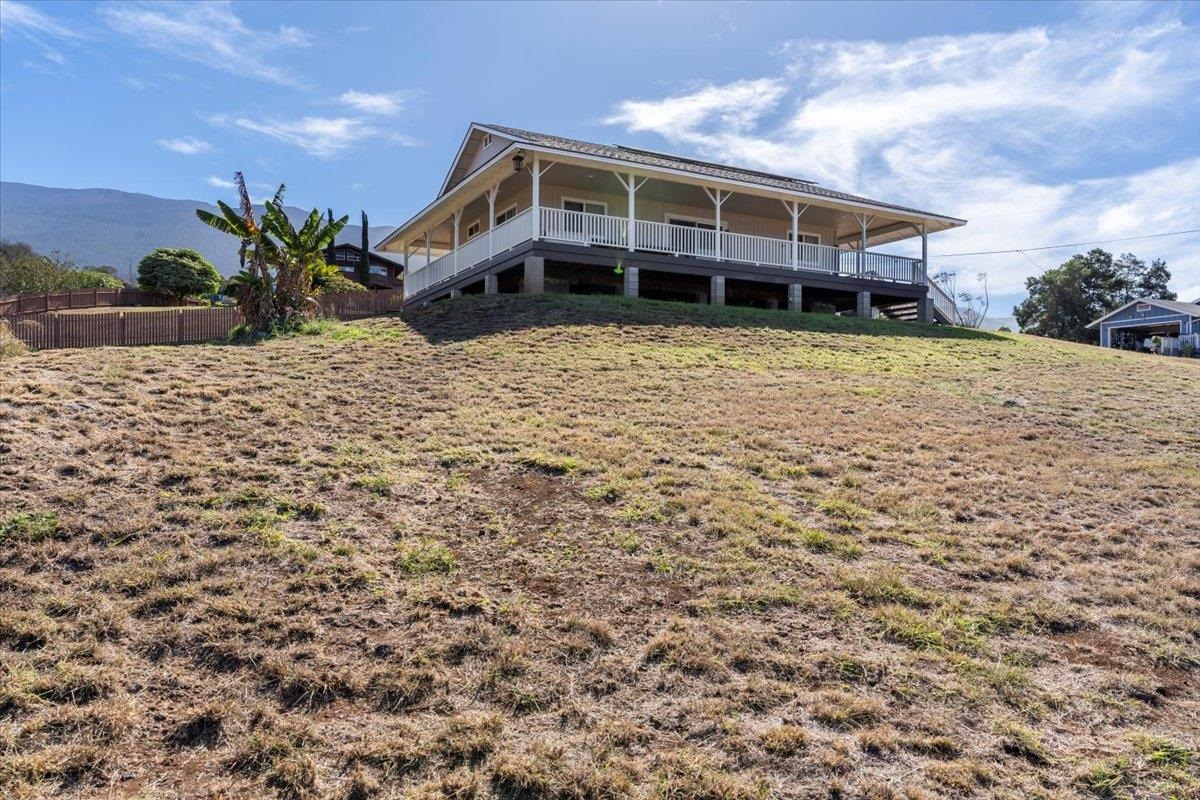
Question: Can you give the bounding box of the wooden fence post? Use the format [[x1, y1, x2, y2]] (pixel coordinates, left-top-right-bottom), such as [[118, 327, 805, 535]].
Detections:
[[177, 309, 184, 342], [119, 312, 127, 346], [51, 313, 60, 348]]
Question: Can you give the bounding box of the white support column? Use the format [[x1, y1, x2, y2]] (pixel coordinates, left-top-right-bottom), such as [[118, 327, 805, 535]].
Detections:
[[781, 200, 809, 269], [854, 213, 873, 274], [451, 209, 462, 271], [486, 183, 499, 258], [527, 158, 555, 241], [614, 172, 647, 251], [424, 231, 431, 267], [401, 240, 409, 274], [920, 222, 928, 284], [704, 188, 731, 260], [531, 155, 540, 240]]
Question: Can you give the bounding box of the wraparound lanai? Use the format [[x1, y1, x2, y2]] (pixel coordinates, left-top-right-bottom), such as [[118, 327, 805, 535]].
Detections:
[[378, 123, 968, 322]]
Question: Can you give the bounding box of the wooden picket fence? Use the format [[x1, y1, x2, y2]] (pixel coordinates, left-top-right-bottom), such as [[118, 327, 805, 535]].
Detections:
[[2, 289, 404, 351], [0, 288, 189, 316]]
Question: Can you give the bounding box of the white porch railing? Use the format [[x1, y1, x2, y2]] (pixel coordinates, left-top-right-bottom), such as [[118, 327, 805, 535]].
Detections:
[[927, 277, 963, 325], [405, 206, 943, 302], [404, 208, 534, 296], [541, 207, 627, 248]]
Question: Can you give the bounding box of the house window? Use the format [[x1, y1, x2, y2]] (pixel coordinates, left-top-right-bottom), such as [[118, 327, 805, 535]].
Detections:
[[466, 220, 481, 239], [791, 232, 820, 245], [666, 215, 726, 231], [563, 199, 607, 215], [482, 133, 493, 149], [495, 205, 517, 225], [1136, 302, 1151, 312]]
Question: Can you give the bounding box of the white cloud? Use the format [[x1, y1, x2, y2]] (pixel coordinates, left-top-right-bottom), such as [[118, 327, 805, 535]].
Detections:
[[156, 136, 214, 156], [229, 116, 378, 159], [205, 175, 235, 189], [1, 0, 85, 66], [206, 110, 418, 157], [608, 78, 787, 138], [339, 90, 413, 116], [603, 6, 1200, 306], [0, 0, 85, 40], [100, 1, 311, 87]]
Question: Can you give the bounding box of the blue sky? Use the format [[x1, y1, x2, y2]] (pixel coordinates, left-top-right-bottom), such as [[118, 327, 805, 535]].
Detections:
[[1, 0, 1198, 311]]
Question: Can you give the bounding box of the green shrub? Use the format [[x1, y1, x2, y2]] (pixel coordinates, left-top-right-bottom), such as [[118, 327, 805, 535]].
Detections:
[[313, 272, 362, 295], [137, 247, 221, 303], [1, 512, 59, 544], [397, 538, 455, 575]]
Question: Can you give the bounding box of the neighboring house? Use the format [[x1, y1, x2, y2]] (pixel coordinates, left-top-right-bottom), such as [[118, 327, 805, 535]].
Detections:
[[329, 243, 404, 289], [1087, 298, 1200, 355], [377, 123, 967, 322]]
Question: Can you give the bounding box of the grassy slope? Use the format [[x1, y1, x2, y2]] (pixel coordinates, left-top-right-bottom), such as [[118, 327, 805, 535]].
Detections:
[[1, 294, 1197, 800]]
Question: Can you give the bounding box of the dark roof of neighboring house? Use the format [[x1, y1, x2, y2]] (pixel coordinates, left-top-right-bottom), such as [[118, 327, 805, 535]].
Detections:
[[1087, 297, 1200, 327], [332, 242, 404, 269], [479, 123, 962, 221]]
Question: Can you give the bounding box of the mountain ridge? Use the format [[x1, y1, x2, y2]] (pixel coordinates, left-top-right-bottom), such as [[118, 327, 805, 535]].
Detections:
[[0, 181, 397, 278]]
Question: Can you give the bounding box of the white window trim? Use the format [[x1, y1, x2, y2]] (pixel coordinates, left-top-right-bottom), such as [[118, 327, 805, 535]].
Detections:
[[494, 204, 518, 225], [466, 218, 481, 239], [481, 133, 493, 149], [1135, 302, 1151, 312], [665, 212, 727, 231], [791, 230, 822, 245], [562, 197, 608, 215]]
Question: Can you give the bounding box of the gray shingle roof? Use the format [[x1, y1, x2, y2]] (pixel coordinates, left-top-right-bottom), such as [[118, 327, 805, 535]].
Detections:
[[480, 123, 962, 221], [1143, 298, 1200, 316], [1088, 297, 1200, 327]]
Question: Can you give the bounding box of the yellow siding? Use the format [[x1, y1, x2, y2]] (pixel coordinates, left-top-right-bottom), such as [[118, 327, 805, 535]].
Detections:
[[452, 183, 836, 246]]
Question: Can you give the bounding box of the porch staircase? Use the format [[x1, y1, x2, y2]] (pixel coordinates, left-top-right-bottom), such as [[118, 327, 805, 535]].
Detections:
[[878, 279, 961, 325]]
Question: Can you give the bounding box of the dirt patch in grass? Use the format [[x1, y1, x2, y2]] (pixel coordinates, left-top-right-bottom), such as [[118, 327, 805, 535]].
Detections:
[[2, 294, 1198, 799]]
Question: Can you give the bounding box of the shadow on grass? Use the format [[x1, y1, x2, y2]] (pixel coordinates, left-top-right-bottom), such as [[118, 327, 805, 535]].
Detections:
[[403, 293, 1010, 345]]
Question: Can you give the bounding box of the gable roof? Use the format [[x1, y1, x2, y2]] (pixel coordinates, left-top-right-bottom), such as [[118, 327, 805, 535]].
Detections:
[[332, 242, 404, 269], [470, 123, 964, 223], [1087, 298, 1200, 328]]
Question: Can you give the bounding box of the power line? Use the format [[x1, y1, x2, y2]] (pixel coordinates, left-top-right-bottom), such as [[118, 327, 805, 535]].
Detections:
[[970, 189, 1200, 220], [936, 228, 1200, 258]]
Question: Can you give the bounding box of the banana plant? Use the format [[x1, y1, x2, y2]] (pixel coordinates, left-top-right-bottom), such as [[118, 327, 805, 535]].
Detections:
[[197, 173, 347, 332]]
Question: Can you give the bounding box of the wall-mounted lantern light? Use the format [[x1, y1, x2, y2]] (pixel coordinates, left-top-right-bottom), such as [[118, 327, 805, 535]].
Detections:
[[512, 153, 525, 172]]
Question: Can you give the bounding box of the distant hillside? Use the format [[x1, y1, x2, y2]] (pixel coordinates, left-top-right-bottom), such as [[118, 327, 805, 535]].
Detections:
[[0, 182, 396, 277]]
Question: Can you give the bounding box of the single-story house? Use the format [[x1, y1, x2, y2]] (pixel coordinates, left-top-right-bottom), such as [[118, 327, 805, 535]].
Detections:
[[329, 243, 403, 289], [1087, 298, 1200, 355], [377, 123, 967, 323]]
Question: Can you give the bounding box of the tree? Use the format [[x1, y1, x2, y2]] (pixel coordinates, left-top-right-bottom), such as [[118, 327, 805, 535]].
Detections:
[[359, 210, 371, 286], [137, 248, 221, 303], [0, 240, 124, 293], [67, 270, 125, 289], [196, 173, 348, 334], [956, 272, 989, 329], [1135, 258, 1175, 301], [1013, 248, 1173, 342]]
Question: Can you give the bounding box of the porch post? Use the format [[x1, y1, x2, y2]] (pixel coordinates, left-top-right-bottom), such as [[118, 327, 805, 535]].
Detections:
[[486, 184, 499, 258], [615, 172, 645, 251], [400, 240, 408, 275], [451, 209, 462, 271], [858, 214, 868, 274], [704, 188, 730, 261], [920, 222, 928, 285], [424, 231, 431, 266], [531, 155, 540, 241], [790, 203, 798, 268], [781, 200, 808, 269]]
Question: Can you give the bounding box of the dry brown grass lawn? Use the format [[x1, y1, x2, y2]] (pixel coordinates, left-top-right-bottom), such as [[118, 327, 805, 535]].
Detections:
[[1, 294, 1197, 800]]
